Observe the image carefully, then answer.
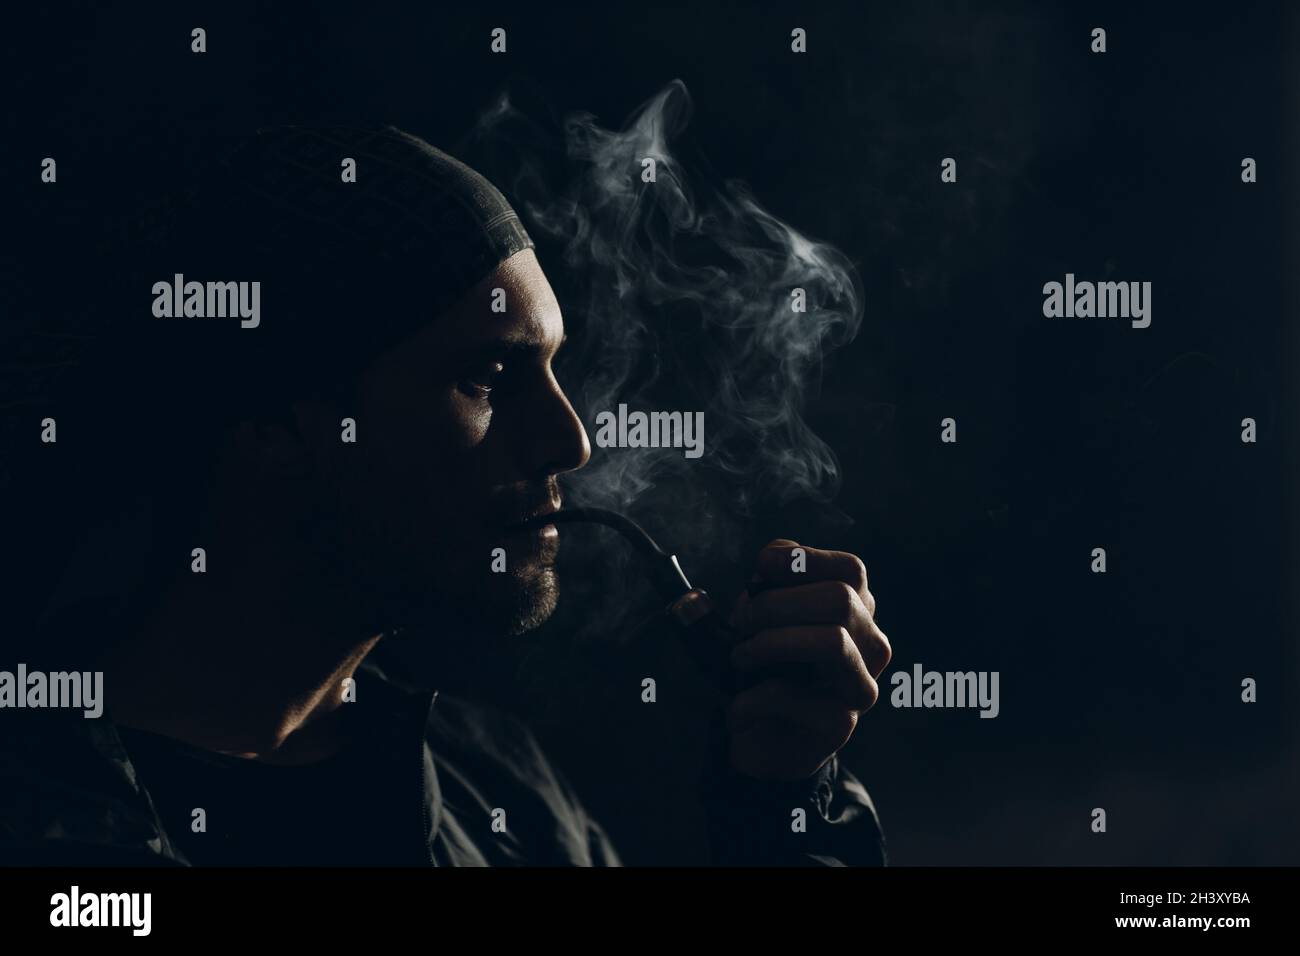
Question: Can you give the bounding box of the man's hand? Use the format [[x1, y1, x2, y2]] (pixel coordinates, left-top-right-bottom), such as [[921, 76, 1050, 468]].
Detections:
[[725, 539, 891, 781]]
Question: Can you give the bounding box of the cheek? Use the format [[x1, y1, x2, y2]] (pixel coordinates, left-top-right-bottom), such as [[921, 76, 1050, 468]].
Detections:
[[359, 394, 490, 518], [450, 391, 494, 447], [371, 387, 481, 463]]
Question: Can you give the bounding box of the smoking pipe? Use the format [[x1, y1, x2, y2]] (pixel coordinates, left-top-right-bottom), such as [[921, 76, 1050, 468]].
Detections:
[[513, 507, 813, 695]]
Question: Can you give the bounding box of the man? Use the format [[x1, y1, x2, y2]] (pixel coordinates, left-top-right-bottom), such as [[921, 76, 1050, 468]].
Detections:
[[1, 126, 891, 865]]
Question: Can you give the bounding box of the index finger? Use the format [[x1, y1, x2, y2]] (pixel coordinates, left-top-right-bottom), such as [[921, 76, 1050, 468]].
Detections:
[[752, 540, 870, 599]]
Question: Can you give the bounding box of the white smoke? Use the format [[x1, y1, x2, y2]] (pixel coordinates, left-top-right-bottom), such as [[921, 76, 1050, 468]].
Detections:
[[460, 79, 864, 633]]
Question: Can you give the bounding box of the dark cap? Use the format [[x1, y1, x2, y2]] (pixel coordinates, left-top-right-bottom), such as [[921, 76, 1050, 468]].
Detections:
[[11, 124, 537, 430], [123, 124, 536, 400]]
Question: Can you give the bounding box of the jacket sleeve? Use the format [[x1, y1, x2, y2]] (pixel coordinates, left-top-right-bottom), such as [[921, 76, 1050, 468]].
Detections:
[[0, 711, 188, 866], [698, 753, 887, 867]]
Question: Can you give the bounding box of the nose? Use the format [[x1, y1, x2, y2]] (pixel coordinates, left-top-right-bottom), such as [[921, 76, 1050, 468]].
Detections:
[[520, 371, 590, 479]]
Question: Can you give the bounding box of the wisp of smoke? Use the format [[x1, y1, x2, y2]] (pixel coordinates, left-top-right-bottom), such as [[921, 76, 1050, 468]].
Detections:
[[460, 79, 864, 637]]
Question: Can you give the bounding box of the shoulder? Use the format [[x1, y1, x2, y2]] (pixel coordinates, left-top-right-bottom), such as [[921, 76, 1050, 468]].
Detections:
[[0, 709, 181, 862]]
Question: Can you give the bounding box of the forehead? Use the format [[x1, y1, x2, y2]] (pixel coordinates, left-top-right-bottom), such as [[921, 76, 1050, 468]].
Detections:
[[374, 249, 562, 372], [436, 248, 563, 352]]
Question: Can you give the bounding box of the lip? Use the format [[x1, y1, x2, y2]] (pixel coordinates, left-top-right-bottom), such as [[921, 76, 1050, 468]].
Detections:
[[508, 521, 557, 538], [502, 515, 560, 559], [508, 508, 561, 534]]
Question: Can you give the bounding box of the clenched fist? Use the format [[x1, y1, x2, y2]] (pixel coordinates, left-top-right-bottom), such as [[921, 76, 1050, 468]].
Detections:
[[725, 539, 891, 781]]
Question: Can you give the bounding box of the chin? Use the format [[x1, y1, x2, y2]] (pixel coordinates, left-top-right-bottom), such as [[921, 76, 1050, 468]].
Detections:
[[400, 562, 560, 636], [360, 562, 558, 638], [499, 565, 560, 635]]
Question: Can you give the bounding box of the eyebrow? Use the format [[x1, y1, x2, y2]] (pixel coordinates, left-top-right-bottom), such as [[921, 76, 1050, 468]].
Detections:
[[456, 332, 568, 362]]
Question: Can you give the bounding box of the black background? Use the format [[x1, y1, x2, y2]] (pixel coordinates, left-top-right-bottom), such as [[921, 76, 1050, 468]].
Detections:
[[7, 0, 1297, 865]]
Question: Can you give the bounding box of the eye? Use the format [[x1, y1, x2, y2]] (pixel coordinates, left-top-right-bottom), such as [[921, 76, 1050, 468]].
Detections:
[[456, 360, 505, 399]]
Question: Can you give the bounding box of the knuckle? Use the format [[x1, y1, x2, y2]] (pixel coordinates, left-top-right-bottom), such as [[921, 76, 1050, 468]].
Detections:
[[857, 675, 880, 712], [834, 625, 856, 661], [829, 580, 859, 619], [847, 554, 869, 594], [875, 628, 893, 671], [761, 538, 796, 559]]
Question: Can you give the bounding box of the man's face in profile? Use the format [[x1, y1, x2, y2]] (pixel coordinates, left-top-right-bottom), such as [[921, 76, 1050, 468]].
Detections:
[[293, 247, 590, 636]]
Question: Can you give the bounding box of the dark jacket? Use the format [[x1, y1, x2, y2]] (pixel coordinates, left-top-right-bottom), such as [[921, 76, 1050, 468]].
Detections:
[[0, 655, 887, 866]]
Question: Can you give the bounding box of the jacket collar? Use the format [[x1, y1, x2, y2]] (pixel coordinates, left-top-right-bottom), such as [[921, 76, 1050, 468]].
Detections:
[[9, 642, 442, 863]]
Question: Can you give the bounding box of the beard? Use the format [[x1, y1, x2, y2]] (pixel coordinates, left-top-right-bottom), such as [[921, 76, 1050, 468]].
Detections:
[[348, 556, 562, 695], [493, 563, 560, 636], [298, 474, 564, 638], [360, 548, 561, 638]]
